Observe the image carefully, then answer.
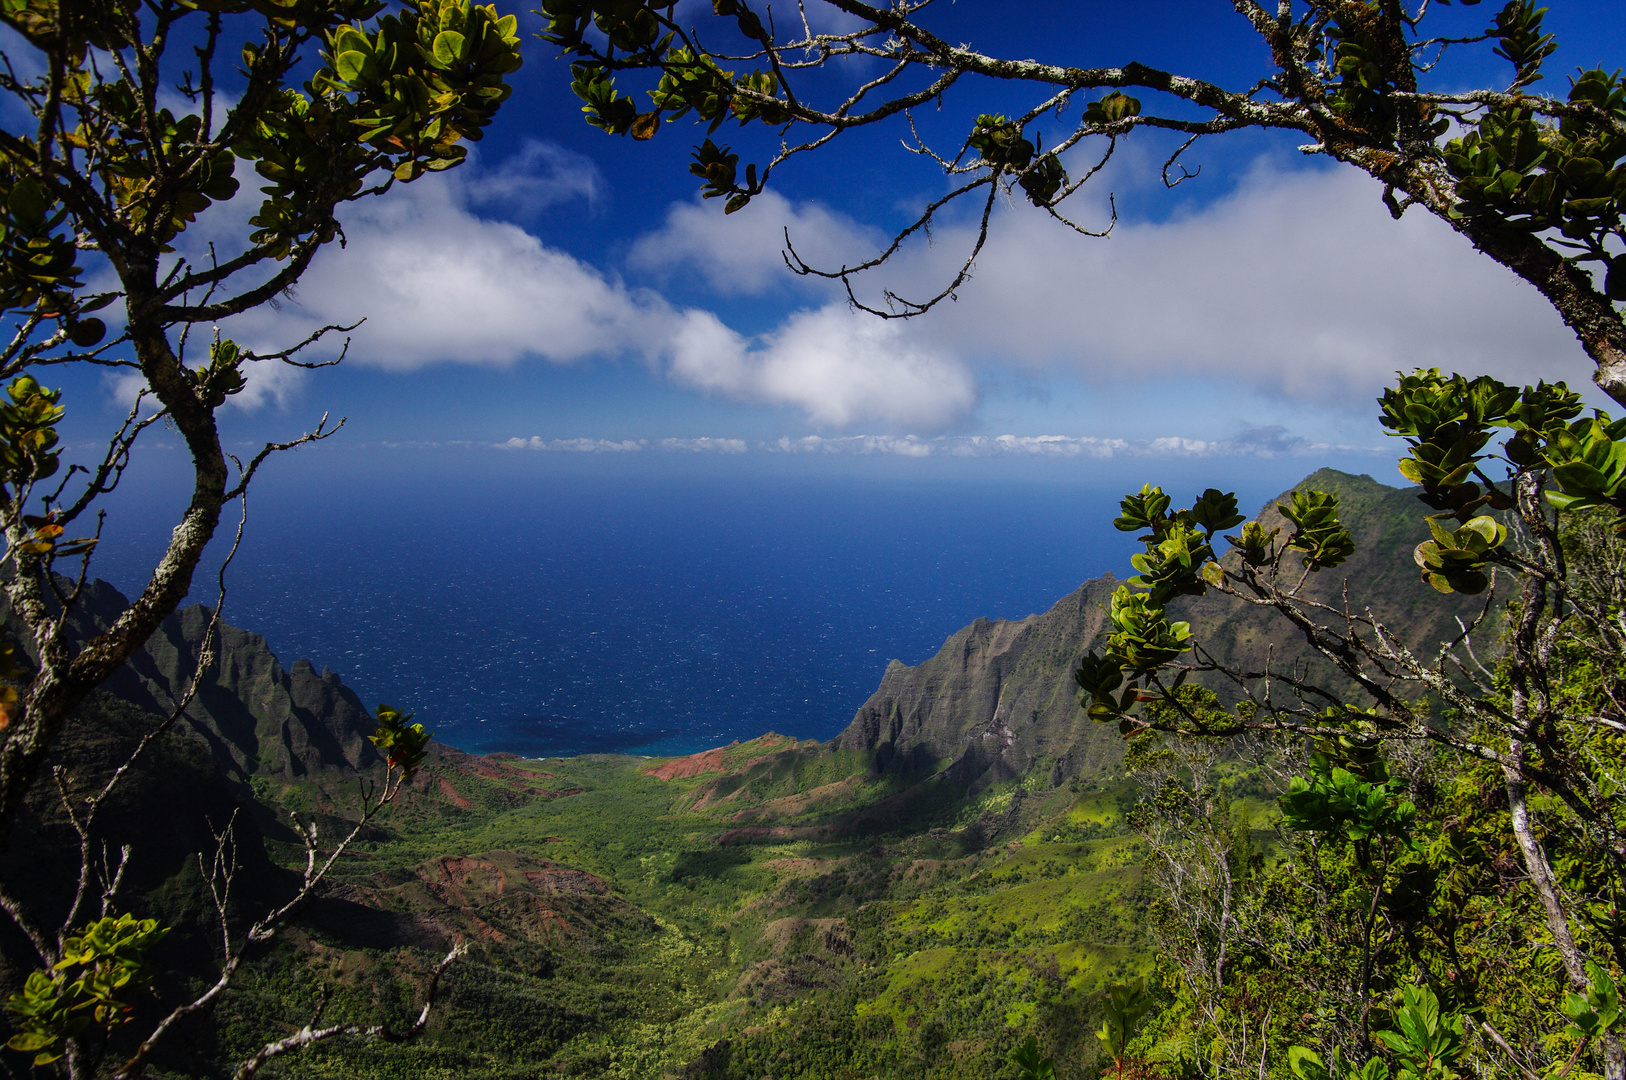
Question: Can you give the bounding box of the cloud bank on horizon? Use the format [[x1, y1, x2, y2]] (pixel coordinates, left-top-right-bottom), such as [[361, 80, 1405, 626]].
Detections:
[[208, 139, 1590, 440], [494, 426, 1369, 459]]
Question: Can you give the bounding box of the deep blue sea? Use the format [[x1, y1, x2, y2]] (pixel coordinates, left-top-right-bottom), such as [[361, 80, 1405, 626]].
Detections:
[[84, 452, 1356, 757]]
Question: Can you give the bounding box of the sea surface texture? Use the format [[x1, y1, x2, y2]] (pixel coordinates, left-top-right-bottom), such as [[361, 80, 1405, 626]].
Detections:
[[94, 472, 1148, 757]]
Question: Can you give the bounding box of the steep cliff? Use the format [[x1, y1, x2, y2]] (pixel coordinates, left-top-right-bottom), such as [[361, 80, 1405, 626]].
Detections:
[[833, 469, 1488, 792], [832, 575, 1122, 790], [5, 578, 382, 782], [106, 600, 382, 781]]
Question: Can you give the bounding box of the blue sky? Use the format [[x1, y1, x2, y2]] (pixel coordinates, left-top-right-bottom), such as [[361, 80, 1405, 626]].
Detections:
[[51, 1, 1626, 490]]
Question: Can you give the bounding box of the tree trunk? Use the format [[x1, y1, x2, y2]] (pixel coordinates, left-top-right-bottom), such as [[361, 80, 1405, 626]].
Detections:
[[0, 287, 227, 842], [1502, 748, 1626, 1079]]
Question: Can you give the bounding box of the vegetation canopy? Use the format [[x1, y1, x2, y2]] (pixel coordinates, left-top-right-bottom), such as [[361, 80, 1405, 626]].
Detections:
[[1061, 365, 1626, 1080]]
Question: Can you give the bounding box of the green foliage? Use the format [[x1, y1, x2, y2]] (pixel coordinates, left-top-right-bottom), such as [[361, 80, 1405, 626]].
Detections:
[[314, 0, 523, 184], [1326, 6, 1409, 133], [1442, 3, 1626, 286], [688, 137, 760, 213], [1076, 487, 1250, 726], [1289, 1044, 1390, 1080], [0, 175, 84, 315], [1374, 984, 1464, 1080], [539, 0, 789, 210], [1107, 588, 1194, 675], [370, 703, 431, 779], [4, 914, 169, 1065], [1379, 370, 1518, 500], [1082, 92, 1142, 126], [1290, 984, 1465, 1080], [648, 49, 737, 131], [187, 338, 250, 410], [1082, 364, 1626, 1080], [1228, 519, 1281, 567], [0, 0, 522, 299], [1542, 413, 1626, 525], [1491, 0, 1558, 88], [1279, 489, 1357, 570], [1011, 1032, 1057, 1080], [1413, 513, 1506, 595], [1095, 978, 1154, 1077], [1278, 738, 1416, 845], [1561, 961, 1622, 1044], [966, 114, 1068, 206], [0, 374, 62, 486], [1379, 367, 1626, 579]]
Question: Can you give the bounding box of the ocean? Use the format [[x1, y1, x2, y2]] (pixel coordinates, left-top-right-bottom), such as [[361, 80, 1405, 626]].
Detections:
[[84, 454, 1352, 757]]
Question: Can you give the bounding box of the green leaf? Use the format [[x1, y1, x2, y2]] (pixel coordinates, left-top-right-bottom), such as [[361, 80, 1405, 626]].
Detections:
[[336, 49, 368, 82], [1287, 1046, 1330, 1080], [1009, 1034, 1055, 1080], [68, 318, 105, 347], [432, 29, 466, 65]]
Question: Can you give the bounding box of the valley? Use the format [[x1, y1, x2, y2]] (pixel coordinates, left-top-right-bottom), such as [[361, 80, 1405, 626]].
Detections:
[[0, 469, 1478, 1079]]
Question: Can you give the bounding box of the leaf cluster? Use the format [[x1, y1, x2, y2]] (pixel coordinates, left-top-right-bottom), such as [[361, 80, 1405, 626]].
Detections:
[[965, 113, 1071, 207], [1382, 368, 1626, 570], [1074, 486, 1245, 730], [1278, 735, 1417, 845], [370, 703, 430, 780], [1440, 3, 1626, 290], [540, 1, 788, 209], [3, 913, 168, 1066]]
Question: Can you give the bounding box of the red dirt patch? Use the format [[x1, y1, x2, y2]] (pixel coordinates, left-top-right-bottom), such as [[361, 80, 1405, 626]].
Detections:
[[643, 733, 795, 780], [437, 777, 473, 809]]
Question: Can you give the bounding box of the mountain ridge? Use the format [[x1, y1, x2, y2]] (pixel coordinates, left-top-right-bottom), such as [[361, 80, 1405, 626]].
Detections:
[[823, 468, 1488, 799]]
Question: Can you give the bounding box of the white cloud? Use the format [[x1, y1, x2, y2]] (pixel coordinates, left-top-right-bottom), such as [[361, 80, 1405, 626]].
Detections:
[[659, 437, 748, 453], [223, 175, 675, 372], [205, 137, 1588, 436], [628, 190, 876, 296], [464, 140, 604, 219], [669, 306, 976, 429], [950, 434, 1128, 458], [483, 430, 1354, 458], [500, 437, 647, 452], [231, 357, 308, 410], [770, 434, 936, 457], [203, 165, 968, 430], [914, 163, 1587, 398], [104, 370, 152, 412], [641, 160, 1593, 407]]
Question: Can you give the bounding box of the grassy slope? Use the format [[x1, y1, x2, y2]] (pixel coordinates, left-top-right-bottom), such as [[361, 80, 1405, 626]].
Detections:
[[195, 736, 1150, 1080]]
